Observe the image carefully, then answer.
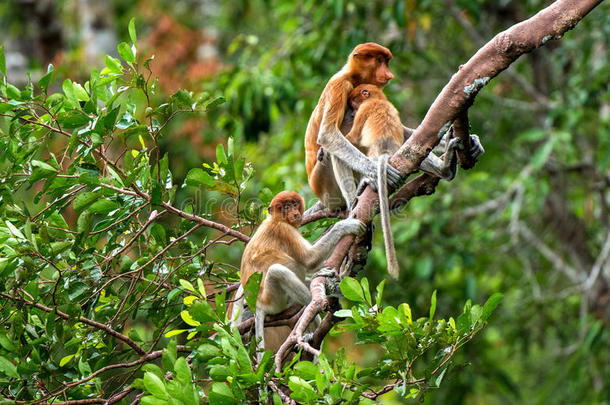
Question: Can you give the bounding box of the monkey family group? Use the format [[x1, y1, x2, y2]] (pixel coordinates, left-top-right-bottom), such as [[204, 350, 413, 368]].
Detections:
[[233, 43, 484, 357]]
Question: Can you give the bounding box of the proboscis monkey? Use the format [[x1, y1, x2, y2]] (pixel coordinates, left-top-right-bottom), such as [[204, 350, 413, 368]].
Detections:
[[236, 191, 366, 359], [345, 84, 466, 278], [304, 42, 484, 214], [305, 43, 398, 212]]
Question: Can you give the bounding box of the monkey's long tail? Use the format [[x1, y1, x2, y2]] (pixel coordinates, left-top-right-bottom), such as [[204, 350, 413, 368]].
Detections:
[[377, 155, 399, 279]]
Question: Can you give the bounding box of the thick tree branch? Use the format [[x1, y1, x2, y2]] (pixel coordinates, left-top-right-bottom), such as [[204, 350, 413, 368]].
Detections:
[[392, 0, 602, 174], [275, 0, 604, 373]]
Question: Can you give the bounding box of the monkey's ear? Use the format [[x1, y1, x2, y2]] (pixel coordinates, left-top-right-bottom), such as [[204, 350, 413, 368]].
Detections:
[[361, 89, 370, 97]]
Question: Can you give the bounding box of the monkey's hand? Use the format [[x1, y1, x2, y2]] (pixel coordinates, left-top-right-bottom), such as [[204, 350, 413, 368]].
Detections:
[[385, 163, 402, 189], [468, 134, 484, 161], [335, 218, 367, 237], [363, 162, 402, 192]]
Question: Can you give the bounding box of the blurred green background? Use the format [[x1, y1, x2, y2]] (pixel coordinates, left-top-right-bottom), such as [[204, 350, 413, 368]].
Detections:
[[1, 0, 609, 403]]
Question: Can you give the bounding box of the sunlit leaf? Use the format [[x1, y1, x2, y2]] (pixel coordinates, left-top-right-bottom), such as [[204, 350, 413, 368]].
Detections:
[[59, 354, 75, 367], [143, 372, 168, 399], [128, 18, 138, 47], [164, 329, 188, 338], [340, 277, 365, 303]]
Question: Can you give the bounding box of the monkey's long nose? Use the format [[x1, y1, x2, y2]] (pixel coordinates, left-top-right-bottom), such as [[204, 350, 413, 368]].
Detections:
[[385, 70, 394, 81]]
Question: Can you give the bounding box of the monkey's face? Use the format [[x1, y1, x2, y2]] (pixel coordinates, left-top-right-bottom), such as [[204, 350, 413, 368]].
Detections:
[[371, 56, 394, 86], [349, 84, 382, 111], [348, 87, 370, 111], [269, 191, 305, 227], [280, 202, 303, 227], [351, 43, 394, 87]]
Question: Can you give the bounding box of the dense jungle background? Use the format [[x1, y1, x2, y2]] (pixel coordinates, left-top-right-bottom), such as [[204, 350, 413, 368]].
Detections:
[[0, 0, 609, 403]]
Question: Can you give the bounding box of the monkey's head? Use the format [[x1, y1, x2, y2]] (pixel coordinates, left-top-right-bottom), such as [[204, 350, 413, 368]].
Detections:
[[348, 84, 386, 111], [347, 42, 394, 87], [269, 191, 305, 227]]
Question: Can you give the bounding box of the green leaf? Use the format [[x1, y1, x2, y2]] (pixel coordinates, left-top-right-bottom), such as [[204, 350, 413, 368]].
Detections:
[[180, 310, 200, 327], [333, 309, 352, 318], [288, 376, 318, 402], [375, 279, 385, 305], [5, 221, 25, 240], [6, 84, 21, 99], [210, 364, 231, 381], [361, 277, 372, 306], [172, 89, 194, 108], [174, 357, 192, 384], [203, 96, 225, 111], [216, 143, 227, 165], [190, 300, 217, 323], [0, 103, 12, 113], [59, 354, 75, 367], [481, 293, 503, 321], [103, 106, 121, 131], [128, 18, 138, 47], [73, 192, 101, 212], [179, 279, 196, 292], [116, 112, 136, 129], [293, 361, 319, 380], [197, 344, 221, 361], [141, 396, 167, 405], [0, 334, 16, 351], [118, 42, 135, 63], [434, 367, 448, 387], [143, 372, 168, 399], [185, 168, 215, 187], [0, 356, 18, 378], [244, 272, 262, 312], [57, 110, 91, 128], [72, 82, 90, 101], [209, 382, 235, 405], [164, 329, 188, 338], [430, 290, 437, 320], [38, 64, 54, 91], [62, 79, 76, 102], [197, 278, 206, 299], [340, 277, 365, 303], [88, 199, 119, 215], [103, 55, 123, 75], [30, 160, 58, 183], [162, 341, 177, 371]]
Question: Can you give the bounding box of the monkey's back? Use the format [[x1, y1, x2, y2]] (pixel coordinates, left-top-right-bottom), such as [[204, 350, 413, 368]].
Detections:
[[358, 98, 403, 157], [305, 70, 354, 178]]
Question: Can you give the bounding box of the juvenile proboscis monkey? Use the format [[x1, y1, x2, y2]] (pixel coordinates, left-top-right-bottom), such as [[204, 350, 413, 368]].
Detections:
[[345, 84, 465, 278], [305, 42, 484, 213], [236, 191, 366, 359]]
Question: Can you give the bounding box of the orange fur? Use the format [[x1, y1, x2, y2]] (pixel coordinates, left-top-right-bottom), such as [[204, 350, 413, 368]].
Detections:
[[240, 191, 309, 312], [238, 191, 365, 356], [345, 84, 404, 157], [305, 43, 394, 207]]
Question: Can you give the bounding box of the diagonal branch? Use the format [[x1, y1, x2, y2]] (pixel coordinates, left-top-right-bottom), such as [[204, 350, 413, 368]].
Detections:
[[275, 0, 604, 373]]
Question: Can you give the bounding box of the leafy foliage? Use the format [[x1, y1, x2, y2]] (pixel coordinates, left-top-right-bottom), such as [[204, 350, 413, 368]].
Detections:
[[1, 0, 609, 403], [0, 20, 500, 403]]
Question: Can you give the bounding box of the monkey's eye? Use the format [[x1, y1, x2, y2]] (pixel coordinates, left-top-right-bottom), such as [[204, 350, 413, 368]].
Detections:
[[377, 57, 383, 64]]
